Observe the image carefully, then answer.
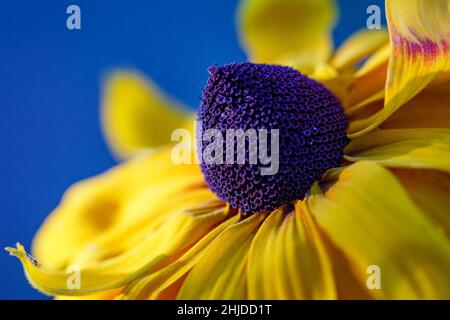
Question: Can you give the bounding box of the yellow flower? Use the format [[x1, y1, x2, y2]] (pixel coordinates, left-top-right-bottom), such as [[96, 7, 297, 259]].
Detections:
[[7, 0, 450, 299]]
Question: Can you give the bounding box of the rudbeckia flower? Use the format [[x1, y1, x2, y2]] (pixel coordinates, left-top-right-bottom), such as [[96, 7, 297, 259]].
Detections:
[[7, 0, 450, 299]]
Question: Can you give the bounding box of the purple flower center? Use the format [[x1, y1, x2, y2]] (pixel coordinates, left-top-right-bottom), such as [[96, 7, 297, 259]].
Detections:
[[197, 62, 348, 215]]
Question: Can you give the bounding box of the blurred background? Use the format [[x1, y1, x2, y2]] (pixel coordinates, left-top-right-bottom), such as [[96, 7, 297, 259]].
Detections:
[[0, 0, 385, 299]]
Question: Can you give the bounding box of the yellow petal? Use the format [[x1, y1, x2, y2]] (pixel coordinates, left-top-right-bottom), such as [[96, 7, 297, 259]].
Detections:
[[380, 80, 450, 129], [345, 128, 450, 173], [318, 235, 373, 299], [57, 288, 123, 300], [247, 204, 336, 299], [118, 213, 240, 300], [393, 169, 450, 239], [331, 29, 389, 71], [237, 0, 337, 70], [310, 63, 349, 102], [101, 71, 192, 159], [350, 0, 450, 136], [355, 43, 391, 78], [308, 161, 450, 299], [344, 43, 389, 113], [177, 213, 267, 299], [32, 147, 203, 270], [345, 92, 384, 122], [7, 204, 229, 296], [70, 189, 219, 269], [385, 0, 450, 107]]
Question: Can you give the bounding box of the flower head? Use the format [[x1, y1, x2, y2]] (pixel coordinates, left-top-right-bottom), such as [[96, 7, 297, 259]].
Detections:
[[7, 0, 450, 300], [199, 62, 347, 214]]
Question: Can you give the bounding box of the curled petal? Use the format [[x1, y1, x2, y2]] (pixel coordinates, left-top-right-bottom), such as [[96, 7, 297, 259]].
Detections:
[[32, 148, 203, 270], [7, 206, 229, 296], [350, 0, 450, 136]]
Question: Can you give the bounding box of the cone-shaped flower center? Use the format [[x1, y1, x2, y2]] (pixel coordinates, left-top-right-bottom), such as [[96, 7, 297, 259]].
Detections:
[[198, 62, 347, 215]]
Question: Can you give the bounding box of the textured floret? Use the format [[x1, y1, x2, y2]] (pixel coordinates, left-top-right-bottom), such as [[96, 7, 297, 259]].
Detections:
[[198, 62, 348, 214]]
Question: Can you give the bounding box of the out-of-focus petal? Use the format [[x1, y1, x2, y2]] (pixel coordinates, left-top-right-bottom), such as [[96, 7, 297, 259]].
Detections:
[[310, 63, 348, 102], [247, 204, 336, 299], [7, 204, 229, 296], [393, 169, 450, 239], [355, 43, 390, 78], [237, 0, 337, 70], [308, 161, 450, 299], [69, 189, 219, 269], [101, 71, 192, 160], [345, 128, 450, 173], [31, 148, 203, 271], [350, 0, 450, 136], [331, 29, 389, 71], [177, 213, 267, 299], [345, 43, 389, 111]]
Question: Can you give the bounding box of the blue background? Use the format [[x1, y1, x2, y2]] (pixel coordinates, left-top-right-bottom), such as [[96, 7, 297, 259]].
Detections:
[[0, 0, 385, 299]]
